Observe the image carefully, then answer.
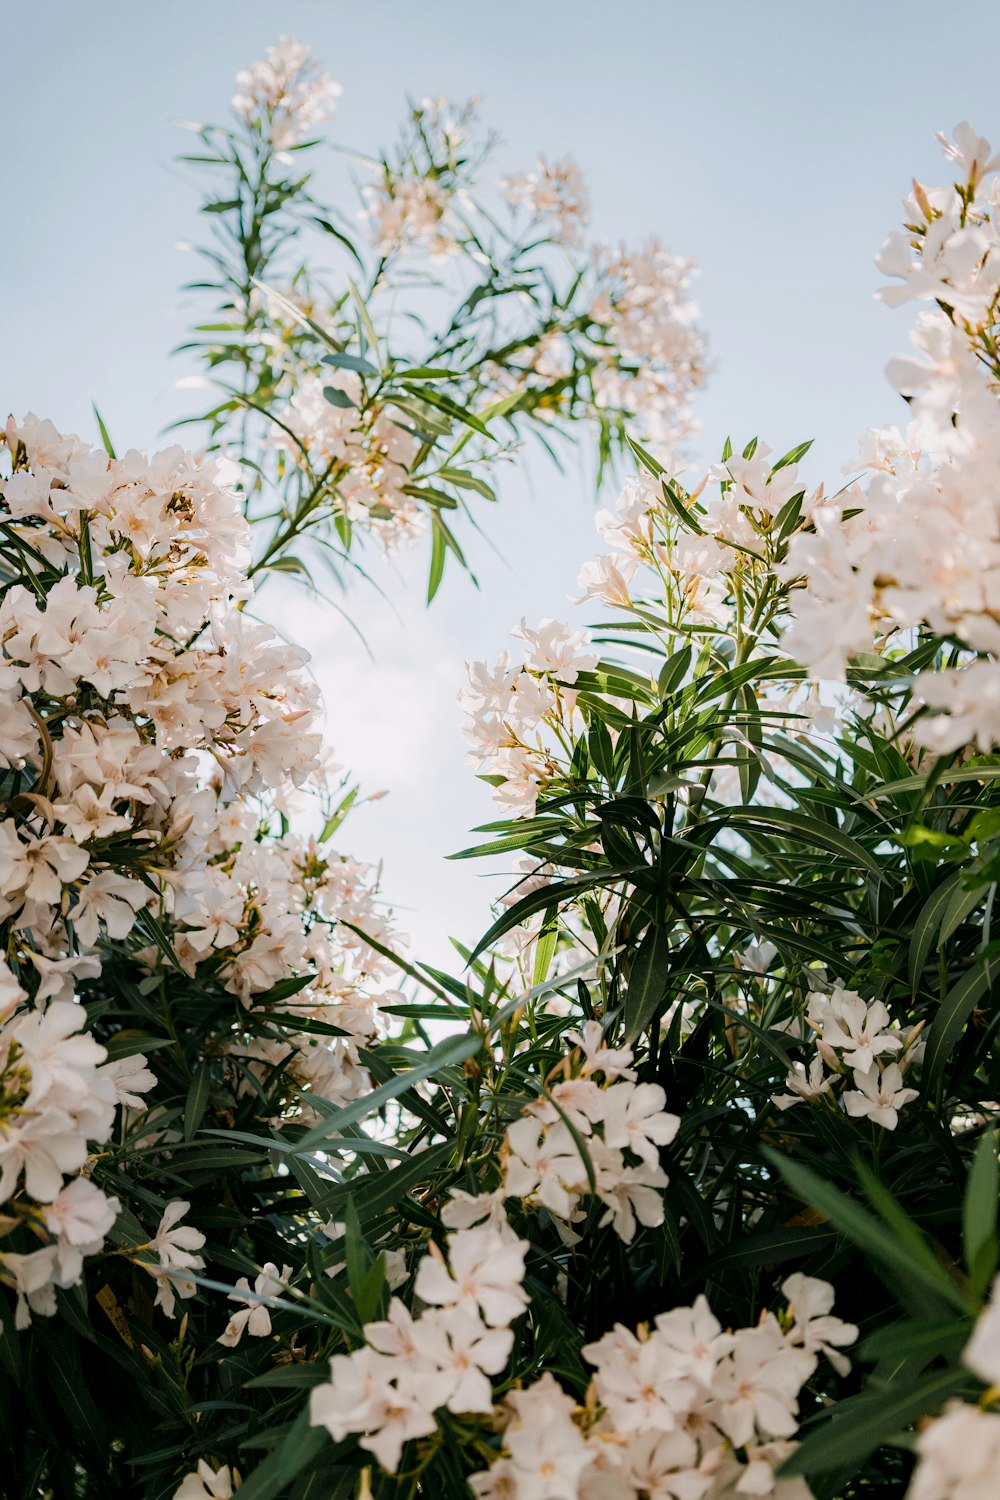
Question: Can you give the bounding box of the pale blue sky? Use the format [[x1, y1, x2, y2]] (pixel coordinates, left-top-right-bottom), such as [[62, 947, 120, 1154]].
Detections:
[[5, 1, 1000, 963]]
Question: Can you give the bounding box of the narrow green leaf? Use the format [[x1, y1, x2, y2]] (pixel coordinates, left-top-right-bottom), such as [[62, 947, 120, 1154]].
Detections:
[[765, 1150, 970, 1314], [624, 922, 671, 1041], [295, 1033, 481, 1151], [924, 961, 993, 1096], [963, 1129, 999, 1294], [183, 1061, 212, 1140]]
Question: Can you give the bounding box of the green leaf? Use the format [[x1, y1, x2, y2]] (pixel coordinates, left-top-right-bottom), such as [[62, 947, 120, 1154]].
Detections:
[[924, 960, 993, 1096], [235, 1410, 330, 1500], [726, 807, 885, 881], [436, 466, 496, 500], [963, 1129, 999, 1295], [183, 1061, 213, 1140], [772, 439, 813, 471], [532, 907, 559, 988], [314, 1141, 455, 1222], [859, 1316, 971, 1364], [624, 922, 671, 1041], [92, 404, 116, 459], [765, 1150, 970, 1315], [909, 870, 966, 990], [321, 351, 378, 377], [294, 1033, 481, 1151], [427, 521, 447, 603], [36, 1325, 108, 1462], [782, 1367, 970, 1476], [323, 385, 356, 409]]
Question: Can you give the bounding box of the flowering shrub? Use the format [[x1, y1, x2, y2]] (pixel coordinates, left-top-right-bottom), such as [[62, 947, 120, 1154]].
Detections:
[[180, 36, 705, 592], [7, 31, 1000, 1500], [0, 36, 705, 1500]]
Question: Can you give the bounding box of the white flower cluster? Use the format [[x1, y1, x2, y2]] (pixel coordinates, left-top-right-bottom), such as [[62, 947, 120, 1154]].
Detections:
[[276, 372, 424, 550], [0, 973, 146, 1327], [503, 1021, 681, 1244], [461, 618, 599, 818], [361, 97, 479, 261], [504, 154, 591, 246], [363, 174, 458, 262], [781, 123, 1000, 753], [231, 35, 341, 150], [308, 1173, 853, 1494], [591, 238, 707, 451], [0, 415, 395, 1320], [310, 1208, 530, 1471], [773, 987, 922, 1131], [468, 1274, 855, 1500], [906, 1270, 1000, 1498]]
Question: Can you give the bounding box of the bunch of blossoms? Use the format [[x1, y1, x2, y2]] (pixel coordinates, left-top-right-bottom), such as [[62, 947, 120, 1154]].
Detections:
[[772, 984, 923, 1131], [181, 38, 706, 584], [499, 1020, 681, 1245], [589, 240, 707, 451], [231, 34, 341, 150], [0, 413, 397, 1330], [503, 153, 591, 247], [309, 1208, 530, 1472], [443, 119, 1000, 1500], [461, 617, 600, 820], [306, 1165, 855, 1500], [473, 1272, 855, 1500], [779, 122, 1000, 753], [906, 1272, 1000, 1499]]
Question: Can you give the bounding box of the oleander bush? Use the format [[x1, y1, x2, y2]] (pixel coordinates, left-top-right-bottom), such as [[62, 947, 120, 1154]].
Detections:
[[3, 38, 1000, 1500]]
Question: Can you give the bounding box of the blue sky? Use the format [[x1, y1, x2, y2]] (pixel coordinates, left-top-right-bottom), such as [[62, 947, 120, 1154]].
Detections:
[[6, 1, 1000, 963]]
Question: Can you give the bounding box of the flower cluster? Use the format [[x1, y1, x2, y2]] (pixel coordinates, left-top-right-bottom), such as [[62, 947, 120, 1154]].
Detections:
[[773, 987, 922, 1131], [0, 414, 394, 1323], [780, 123, 1000, 753], [0, 979, 133, 1327], [590, 239, 707, 452], [231, 35, 341, 149], [906, 1271, 1000, 1498], [468, 1274, 855, 1500], [503, 1021, 681, 1243], [462, 618, 599, 818], [191, 41, 709, 575], [361, 96, 481, 260], [310, 1209, 530, 1471], [503, 154, 590, 246], [273, 371, 425, 548]]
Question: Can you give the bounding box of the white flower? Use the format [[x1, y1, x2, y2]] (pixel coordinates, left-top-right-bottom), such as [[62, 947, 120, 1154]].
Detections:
[[843, 1063, 919, 1130], [309, 1345, 437, 1473], [104, 1053, 157, 1109], [142, 1200, 206, 1318], [231, 36, 340, 149], [410, 1304, 513, 1413], [502, 1373, 593, 1500], [907, 1401, 1000, 1500], [772, 1056, 833, 1111], [582, 1322, 696, 1433], [593, 1143, 669, 1244], [600, 1081, 680, 1167], [807, 988, 902, 1073], [711, 1320, 815, 1447], [413, 1225, 529, 1328], [43, 1175, 119, 1246], [566, 1021, 637, 1081], [172, 1459, 239, 1499], [781, 1273, 857, 1377], [217, 1263, 291, 1348], [962, 1273, 1000, 1386]]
